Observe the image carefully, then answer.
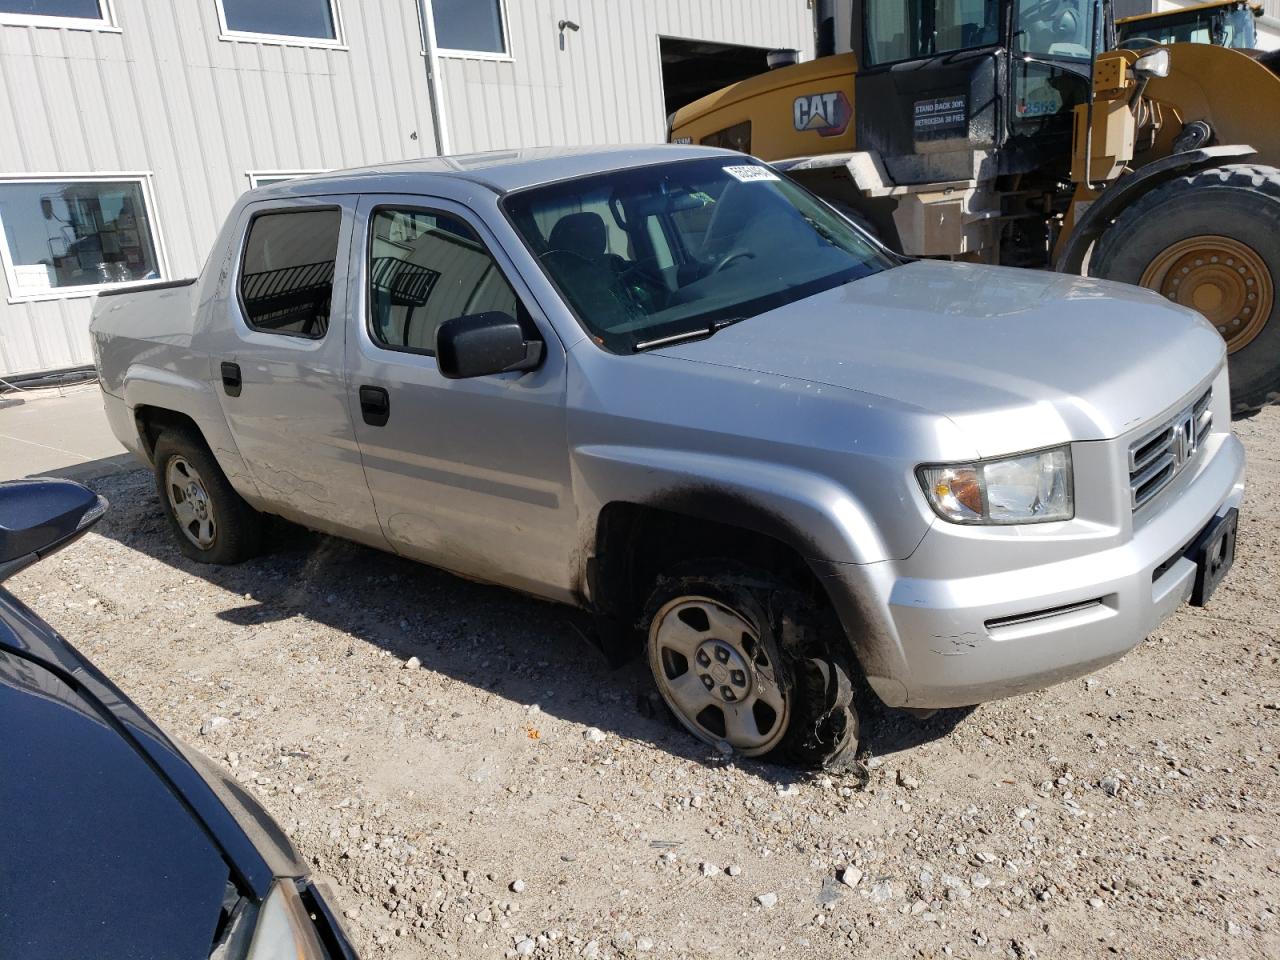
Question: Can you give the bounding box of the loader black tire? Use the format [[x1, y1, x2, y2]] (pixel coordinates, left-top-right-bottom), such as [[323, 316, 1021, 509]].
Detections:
[[1091, 164, 1280, 415], [153, 430, 263, 564], [641, 560, 860, 770]]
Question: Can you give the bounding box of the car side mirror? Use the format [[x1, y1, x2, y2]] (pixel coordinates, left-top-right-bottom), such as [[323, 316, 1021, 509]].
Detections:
[[435, 311, 544, 380], [0, 479, 108, 581]]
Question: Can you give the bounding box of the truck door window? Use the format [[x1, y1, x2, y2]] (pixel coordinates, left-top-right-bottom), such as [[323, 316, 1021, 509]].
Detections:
[[367, 208, 519, 356], [238, 208, 341, 338]]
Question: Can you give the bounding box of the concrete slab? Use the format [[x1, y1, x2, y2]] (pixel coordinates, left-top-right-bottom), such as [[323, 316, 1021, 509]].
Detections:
[[0, 384, 136, 482]]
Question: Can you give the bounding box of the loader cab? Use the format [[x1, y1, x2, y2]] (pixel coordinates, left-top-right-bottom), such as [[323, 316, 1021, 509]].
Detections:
[[852, 0, 1112, 185], [1116, 1, 1259, 51]]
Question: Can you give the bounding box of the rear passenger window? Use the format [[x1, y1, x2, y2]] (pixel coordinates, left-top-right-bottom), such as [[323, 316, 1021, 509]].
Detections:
[[368, 208, 519, 355], [239, 208, 341, 338]]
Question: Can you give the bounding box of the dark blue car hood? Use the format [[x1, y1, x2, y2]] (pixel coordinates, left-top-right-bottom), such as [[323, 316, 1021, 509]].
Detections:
[[0, 644, 230, 959]]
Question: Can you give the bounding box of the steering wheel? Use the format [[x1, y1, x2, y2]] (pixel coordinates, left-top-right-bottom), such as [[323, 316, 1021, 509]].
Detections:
[[711, 249, 756, 275]]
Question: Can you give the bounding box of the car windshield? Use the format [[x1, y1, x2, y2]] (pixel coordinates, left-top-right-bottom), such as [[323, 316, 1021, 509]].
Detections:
[[501, 157, 896, 353]]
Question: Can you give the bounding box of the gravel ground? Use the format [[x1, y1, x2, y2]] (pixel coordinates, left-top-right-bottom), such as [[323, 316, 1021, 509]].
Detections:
[[9, 407, 1280, 960]]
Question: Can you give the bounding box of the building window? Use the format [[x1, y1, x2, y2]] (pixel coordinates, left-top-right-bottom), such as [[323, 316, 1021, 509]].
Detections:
[[0, 0, 117, 30], [216, 0, 343, 46], [432, 0, 509, 57], [247, 170, 327, 189], [0, 176, 164, 301], [239, 208, 341, 338], [368, 208, 519, 355]]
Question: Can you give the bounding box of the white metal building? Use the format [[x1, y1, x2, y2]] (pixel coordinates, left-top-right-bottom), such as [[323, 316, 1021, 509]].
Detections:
[[0, 0, 815, 381]]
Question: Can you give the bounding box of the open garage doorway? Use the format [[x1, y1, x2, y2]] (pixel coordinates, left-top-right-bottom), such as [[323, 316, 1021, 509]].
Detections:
[[658, 36, 779, 118]]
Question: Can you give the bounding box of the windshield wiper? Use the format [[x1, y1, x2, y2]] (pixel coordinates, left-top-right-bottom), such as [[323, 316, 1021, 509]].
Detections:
[[632, 317, 746, 352]]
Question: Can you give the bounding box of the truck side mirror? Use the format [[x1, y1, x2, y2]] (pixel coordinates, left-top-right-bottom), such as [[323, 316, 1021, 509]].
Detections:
[[435, 311, 544, 379], [0, 479, 108, 581]]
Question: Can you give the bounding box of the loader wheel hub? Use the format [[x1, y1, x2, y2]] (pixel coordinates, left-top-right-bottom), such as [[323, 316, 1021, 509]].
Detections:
[[1142, 236, 1273, 354]]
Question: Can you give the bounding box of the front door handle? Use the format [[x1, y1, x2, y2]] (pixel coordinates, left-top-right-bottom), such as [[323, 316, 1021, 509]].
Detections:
[[359, 385, 390, 427], [220, 361, 242, 397]]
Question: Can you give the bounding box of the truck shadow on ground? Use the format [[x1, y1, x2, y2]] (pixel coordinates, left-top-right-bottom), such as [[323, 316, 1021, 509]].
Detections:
[[74, 463, 974, 782]]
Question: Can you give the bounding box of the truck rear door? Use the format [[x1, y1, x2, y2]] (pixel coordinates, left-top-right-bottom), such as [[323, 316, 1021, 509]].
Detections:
[[207, 196, 388, 548]]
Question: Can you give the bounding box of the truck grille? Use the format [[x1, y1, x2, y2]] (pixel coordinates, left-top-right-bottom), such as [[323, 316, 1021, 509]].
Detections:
[[1128, 388, 1212, 510]]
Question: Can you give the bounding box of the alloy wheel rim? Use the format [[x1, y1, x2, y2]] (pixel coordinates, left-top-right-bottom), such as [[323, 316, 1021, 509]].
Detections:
[[1141, 235, 1274, 354], [648, 596, 789, 756], [165, 456, 217, 549]]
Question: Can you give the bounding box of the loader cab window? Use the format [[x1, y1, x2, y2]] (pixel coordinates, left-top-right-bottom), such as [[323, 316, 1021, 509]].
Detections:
[[699, 121, 752, 154], [1012, 0, 1096, 60], [1117, 7, 1256, 50], [863, 0, 1001, 66]]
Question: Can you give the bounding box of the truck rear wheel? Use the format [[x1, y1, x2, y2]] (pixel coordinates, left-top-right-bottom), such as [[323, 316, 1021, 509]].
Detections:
[[641, 561, 859, 769], [153, 430, 262, 564], [1091, 164, 1280, 415]]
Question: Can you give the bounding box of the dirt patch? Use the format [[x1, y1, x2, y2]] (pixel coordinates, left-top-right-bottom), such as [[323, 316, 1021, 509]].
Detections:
[[9, 407, 1280, 959]]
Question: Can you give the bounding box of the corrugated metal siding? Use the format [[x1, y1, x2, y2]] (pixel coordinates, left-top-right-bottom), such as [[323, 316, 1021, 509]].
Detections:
[[439, 0, 816, 154], [0, 0, 812, 378], [0, 0, 439, 377]]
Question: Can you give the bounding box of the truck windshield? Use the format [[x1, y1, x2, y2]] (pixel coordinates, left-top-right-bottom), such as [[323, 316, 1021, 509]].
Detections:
[[864, 0, 1002, 66], [501, 157, 896, 354]]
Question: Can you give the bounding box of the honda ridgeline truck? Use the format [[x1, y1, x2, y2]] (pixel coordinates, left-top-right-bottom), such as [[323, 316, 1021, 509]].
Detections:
[[91, 146, 1245, 767]]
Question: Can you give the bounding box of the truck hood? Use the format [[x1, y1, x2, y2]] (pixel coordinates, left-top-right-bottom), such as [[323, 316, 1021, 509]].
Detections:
[[654, 260, 1224, 455]]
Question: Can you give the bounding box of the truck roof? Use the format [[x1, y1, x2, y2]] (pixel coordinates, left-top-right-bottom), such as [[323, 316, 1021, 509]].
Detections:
[[249, 144, 737, 198]]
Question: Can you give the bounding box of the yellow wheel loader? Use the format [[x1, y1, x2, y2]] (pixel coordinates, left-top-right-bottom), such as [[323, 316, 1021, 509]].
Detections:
[[1117, 0, 1262, 52], [669, 0, 1280, 413]]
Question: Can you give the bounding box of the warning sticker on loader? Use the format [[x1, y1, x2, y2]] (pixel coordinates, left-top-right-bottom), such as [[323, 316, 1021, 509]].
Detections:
[[913, 95, 967, 138]]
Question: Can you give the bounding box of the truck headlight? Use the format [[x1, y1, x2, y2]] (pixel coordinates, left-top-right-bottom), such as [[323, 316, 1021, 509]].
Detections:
[[918, 446, 1073, 525]]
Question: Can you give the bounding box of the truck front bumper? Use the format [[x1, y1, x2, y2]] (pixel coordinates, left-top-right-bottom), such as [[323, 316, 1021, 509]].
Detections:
[[818, 432, 1246, 710]]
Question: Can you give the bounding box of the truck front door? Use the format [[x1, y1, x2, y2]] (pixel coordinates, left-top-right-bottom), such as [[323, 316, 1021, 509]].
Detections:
[[343, 195, 577, 601], [209, 196, 388, 548]]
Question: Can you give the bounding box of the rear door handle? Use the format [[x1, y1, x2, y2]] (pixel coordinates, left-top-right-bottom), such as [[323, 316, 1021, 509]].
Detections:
[[220, 361, 242, 397], [359, 385, 390, 426]]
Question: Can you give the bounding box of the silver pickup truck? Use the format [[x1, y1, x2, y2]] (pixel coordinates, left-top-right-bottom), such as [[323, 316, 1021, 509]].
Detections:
[[92, 145, 1245, 768]]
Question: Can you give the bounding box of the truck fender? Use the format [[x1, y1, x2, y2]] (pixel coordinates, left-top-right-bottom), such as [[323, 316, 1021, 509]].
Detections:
[[573, 444, 916, 568], [1054, 144, 1257, 276], [572, 445, 922, 686], [120, 365, 262, 501]]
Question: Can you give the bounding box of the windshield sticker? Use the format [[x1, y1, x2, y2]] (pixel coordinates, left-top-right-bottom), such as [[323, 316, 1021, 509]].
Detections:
[[723, 165, 779, 183]]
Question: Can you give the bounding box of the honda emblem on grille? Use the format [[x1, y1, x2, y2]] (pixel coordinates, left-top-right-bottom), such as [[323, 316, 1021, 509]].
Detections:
[[1173, 411, 1197, 465]]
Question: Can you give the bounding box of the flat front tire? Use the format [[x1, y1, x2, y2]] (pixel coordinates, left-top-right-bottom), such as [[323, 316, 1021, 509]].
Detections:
[[153, 430, 262, 564], [642, 562, 859, 769]]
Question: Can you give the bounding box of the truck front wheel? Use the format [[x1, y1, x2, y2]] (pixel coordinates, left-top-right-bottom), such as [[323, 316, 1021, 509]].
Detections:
[[1091, 164, 1280, 415], [152, 430, 262, 564], [641, 561, 859, 769]]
